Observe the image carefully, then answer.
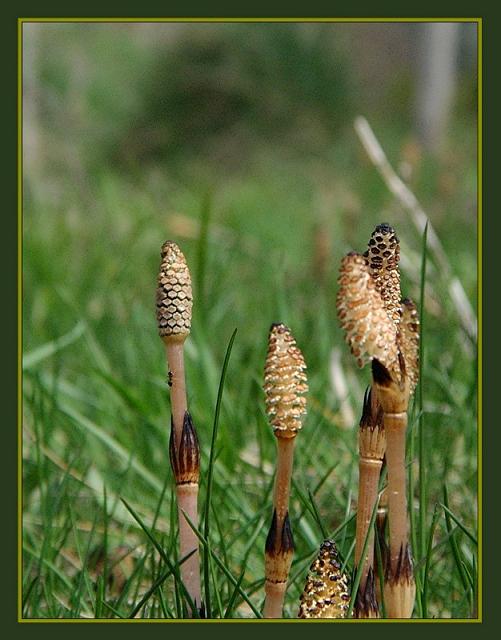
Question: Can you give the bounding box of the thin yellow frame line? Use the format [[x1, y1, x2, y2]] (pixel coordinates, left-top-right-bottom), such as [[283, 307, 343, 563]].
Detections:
[[18, 18, 23, 623], [18, 17, 481, 23]]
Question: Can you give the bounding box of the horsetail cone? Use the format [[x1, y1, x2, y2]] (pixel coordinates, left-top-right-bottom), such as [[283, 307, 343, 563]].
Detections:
[[298, 540, 351, 619], [364, 223, 402, 327], [399, 298, 420, 393], [156, 241, 193, 342], [336, 252, 398, 373], [264, 323, 308, 438]]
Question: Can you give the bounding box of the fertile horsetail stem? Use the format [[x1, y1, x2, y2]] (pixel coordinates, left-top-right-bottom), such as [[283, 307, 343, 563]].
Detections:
[[336, 225, 420, 618], [365, 225, 417, 619], [298, 540, 351, 618], [263, 323, 307, 618], [156, 241, 201, 615]]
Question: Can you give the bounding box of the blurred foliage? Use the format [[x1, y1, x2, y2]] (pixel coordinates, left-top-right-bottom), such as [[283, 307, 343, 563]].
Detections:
[[119, 25, 354, 164]]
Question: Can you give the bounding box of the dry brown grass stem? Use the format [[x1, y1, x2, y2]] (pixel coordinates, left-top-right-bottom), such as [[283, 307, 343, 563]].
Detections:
[[354, 115, 476, 341]]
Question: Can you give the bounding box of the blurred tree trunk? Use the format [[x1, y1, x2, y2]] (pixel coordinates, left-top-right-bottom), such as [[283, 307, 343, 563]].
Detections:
[[416, 23, 460, 153]]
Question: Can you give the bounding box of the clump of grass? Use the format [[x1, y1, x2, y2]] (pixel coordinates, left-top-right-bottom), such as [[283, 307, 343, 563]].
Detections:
[[262, 323, 308, 618], [156, 240, 201, 615]]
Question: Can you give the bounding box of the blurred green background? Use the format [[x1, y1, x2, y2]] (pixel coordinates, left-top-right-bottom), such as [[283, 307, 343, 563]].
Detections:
[[22, 22, 478, 619]]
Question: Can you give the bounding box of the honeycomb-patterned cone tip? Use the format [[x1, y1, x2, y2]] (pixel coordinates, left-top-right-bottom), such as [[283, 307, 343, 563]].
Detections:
[[399, 298, 420, 393], [363, 223, 402, 326], [156, 241, 193, 340], [298, 540, 351, 618], [264, 323, 308, 437], [336, 252, 398, 372]]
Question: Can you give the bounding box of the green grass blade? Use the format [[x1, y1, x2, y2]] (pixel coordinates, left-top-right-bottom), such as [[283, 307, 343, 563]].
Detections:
[[442, 486, 470, 594], [23, 321, 86, 370], [120, 497, 199, 618], [182, 509, 262, 618], [224, 568, 246, 618], [422, 503, 440, 618], [202, 328, 238, 618], [418, 221, 428, 567], [439, 504, 477, 545], [307, 488, 328, 539], [60, 404, 163, 492]]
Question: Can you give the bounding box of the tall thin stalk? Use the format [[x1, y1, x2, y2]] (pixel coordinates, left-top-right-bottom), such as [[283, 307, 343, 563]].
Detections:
[[263, 323, 308, 618], [156, 240, 201, 615], [354, 387, 385, 618]]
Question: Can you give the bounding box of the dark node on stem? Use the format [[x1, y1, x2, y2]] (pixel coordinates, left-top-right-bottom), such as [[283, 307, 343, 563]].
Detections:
[[178, 411, 200, 484], [198, 602, 206, 618], [359, 386, 384, 432], [354, 566, 379, 618], [281, 512, 295, 554], [372, 358, 393, 387], [265, 510, 295, 556], [265, 509, 278, 554], [169, 412, 200, 485], [168, 415, 178, 478], [385, 543, 414, 584]]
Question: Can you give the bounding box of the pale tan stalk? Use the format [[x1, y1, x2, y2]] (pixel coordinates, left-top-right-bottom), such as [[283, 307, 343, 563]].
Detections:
[[263, 323, 307, 618], [355, 461, 381, 576], [156, 241, 201, 615], [354, 388, 385, 618], [273, 438, 296, 529], [164, 340, 187, 451], [263, 436, 296, 618], [372, 361, 415, 618], [384, 412, 408, 568]]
